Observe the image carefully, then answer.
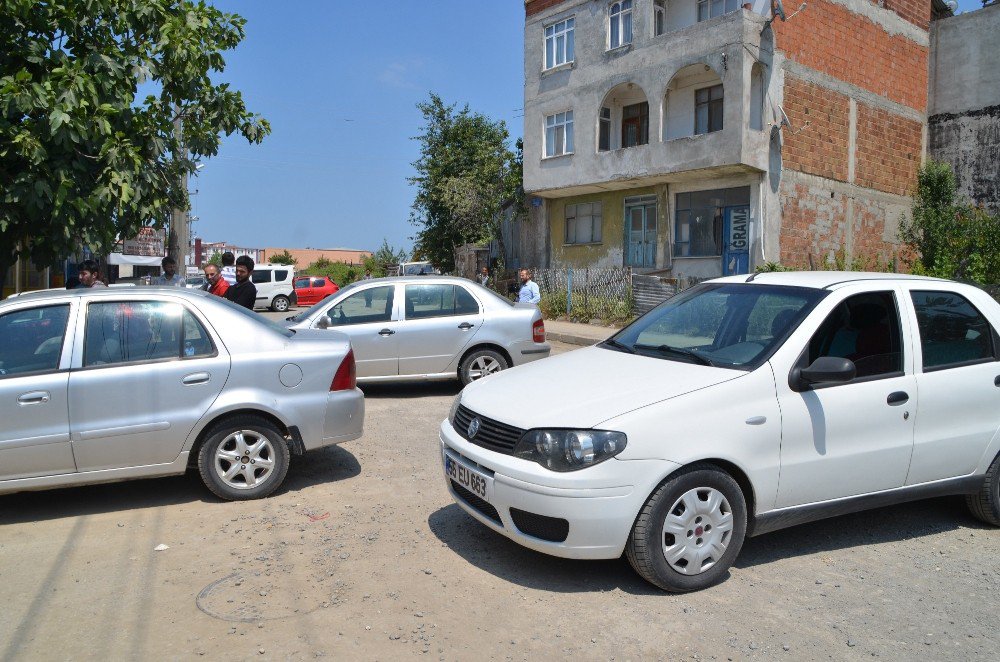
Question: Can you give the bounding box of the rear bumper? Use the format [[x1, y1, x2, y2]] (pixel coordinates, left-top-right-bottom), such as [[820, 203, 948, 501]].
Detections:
[[310, 387, 364, 450], [509, 340, 550, 366]]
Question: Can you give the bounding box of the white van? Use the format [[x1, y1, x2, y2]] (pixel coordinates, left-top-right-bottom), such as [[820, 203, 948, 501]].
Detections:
[[250, 264, 295, 312]]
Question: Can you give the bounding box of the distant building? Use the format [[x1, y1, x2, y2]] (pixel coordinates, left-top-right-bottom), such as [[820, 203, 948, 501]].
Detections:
[[260, 247, 372, 269], [195, 241, 265, 267], [521, 0, 932, 278]]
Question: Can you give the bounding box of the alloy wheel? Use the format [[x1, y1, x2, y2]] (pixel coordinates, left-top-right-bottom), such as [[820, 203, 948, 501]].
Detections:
[[214, 430, 277, 490]]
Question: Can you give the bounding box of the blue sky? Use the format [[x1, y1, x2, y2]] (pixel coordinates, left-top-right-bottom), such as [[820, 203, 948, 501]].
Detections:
[[194, 0, 985, 255]]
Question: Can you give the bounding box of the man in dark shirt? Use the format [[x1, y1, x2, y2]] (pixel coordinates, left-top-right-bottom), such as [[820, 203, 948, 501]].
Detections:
[[225, 255, 257, 310]]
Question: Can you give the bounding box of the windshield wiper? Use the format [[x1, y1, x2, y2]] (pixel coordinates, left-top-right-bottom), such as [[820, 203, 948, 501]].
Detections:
[[602, 338, 635, 354], [633, 343, 716, 367]]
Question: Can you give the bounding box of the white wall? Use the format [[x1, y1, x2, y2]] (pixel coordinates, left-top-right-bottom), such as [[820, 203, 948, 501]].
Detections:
[[664, 67, 722, 139]]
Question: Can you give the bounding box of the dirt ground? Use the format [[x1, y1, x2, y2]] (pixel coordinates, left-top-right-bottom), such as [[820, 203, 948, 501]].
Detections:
[[1, 339, 998, 661]]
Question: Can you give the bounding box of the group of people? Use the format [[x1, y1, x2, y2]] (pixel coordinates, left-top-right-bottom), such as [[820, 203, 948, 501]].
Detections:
[[71, 251, 259, 310]]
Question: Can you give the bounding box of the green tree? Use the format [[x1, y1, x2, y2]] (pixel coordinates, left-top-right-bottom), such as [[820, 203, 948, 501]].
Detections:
[[206, 250, 222, 266], [0, 0, 270, 294], [408, 93, 519, 272], [362, 238, 407, 277], [267, 249, 296, 266], [901, 161, 1000, 283]]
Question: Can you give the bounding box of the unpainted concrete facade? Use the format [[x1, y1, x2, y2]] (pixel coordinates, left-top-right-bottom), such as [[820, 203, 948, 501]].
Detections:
[[522, 0, 930, 278], [928, 3, 1000, 211]]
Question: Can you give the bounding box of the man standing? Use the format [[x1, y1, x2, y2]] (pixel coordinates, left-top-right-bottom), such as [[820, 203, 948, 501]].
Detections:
[[220, 251, 237, 285], [202, 263, 229, 297], [225, 255, 257, 309], [517, 269, 540, 305], [76, 260, 107, 288], [478, 266, 491, 287], [152, 256, 186, 286]]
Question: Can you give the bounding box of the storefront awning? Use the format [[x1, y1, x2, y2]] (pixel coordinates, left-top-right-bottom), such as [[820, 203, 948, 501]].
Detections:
[[106, 253, 163, 266]]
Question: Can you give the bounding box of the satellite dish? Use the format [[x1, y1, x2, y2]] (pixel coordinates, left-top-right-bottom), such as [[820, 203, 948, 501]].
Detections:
[[773, 0, 787, 21]]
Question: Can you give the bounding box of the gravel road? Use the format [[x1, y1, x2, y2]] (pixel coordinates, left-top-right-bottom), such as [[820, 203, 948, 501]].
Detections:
[[0, 337, 997, 661]]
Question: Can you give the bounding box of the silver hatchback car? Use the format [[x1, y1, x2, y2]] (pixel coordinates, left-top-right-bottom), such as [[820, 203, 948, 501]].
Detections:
[[285, 276, 551, 384], [0, 287, 364, 500]]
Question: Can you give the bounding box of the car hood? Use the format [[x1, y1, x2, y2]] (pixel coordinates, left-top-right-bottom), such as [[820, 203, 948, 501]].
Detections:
[[459, 345, 745, 429]]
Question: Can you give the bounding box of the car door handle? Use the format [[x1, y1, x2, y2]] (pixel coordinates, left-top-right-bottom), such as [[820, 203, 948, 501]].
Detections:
[[17, 391, 50, 405], [886, 391, 909, 406], [182, 372, 210, 386], [378, 328, 395, 336], [458, 322, 475, 330], [995, 375, 1000, 387]]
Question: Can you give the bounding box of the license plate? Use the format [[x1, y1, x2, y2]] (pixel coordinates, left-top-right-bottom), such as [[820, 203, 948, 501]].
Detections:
[[444, 452, 490, 501]]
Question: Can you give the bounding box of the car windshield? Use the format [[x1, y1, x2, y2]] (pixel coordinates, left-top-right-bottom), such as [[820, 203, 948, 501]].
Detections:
[[607, 283, 826, 370], [288, 281, 362, 322]]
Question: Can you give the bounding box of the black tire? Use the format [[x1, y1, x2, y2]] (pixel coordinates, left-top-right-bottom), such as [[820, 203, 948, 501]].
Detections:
[[626, 464, 747, 593], [459, 348, 509, 386], [966, 452, 1000, 526], [197, 415, 290, 501], [271, 295, 290, 312]]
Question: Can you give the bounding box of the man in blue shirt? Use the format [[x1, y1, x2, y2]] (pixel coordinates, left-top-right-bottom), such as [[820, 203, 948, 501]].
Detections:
[[152, 256, 186, 286], [518, 269, 540, 305]]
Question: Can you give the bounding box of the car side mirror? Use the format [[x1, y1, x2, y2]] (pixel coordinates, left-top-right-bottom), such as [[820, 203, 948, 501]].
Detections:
[[316, 315, 332, 330], [796, 356, 856, 388]]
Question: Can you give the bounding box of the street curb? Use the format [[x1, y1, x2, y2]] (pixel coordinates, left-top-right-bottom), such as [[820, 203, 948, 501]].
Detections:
[[546, 331, 611, 347]]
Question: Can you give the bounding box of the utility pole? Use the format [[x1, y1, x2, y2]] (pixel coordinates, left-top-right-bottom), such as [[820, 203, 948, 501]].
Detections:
[[168, 111, 189, 272]]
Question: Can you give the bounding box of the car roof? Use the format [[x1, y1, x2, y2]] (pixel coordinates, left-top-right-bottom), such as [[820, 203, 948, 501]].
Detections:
[[708, 271, 952, 290], [353, 275, 476, 286], [1, 285, 214, 305]]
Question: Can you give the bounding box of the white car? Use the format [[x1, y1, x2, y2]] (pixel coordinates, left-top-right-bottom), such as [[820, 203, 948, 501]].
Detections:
[[440, 272, 1000, 592], [251, 264, 295, 312]]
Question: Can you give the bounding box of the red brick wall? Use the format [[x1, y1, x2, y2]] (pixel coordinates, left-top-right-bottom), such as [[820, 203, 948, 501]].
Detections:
[[781, 76, 851, 182], [773, 0, 928, 112], [881, 0, 931, 30], [854, 103, 923, 197], [525, 0, 568, 17]]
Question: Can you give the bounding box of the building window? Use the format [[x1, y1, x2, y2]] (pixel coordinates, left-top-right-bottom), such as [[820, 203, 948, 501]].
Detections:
[[695, 84, 724, 135], [544, 17, 575, 70], [653, 0, 665, 36], [697, 0, 740, 21], [545, 111, 574, 157], [566, 202, 603, 244], [621, 101, 648, 148], [609, 1, 633, 49], [598, 107, 611, 152], [675, 187, 749, 257]]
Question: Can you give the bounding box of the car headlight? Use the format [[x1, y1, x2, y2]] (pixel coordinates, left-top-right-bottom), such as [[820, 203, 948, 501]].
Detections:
[[513, 430, 627, 472], [448, 393, 463, 425]]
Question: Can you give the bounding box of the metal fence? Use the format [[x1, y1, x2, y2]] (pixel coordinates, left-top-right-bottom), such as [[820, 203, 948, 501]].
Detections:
[[494, 267, 634, 325]]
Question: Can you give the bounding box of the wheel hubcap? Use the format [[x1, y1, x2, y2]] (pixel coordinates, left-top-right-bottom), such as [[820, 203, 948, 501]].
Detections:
[[661, 487, 734, 575], [468, 356, 502, 380], [214, 430, 276, 490]]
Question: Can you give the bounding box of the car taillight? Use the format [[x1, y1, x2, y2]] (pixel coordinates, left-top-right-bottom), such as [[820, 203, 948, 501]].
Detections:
[[532, 319, 545, 343], [331, 349, 356, 391]]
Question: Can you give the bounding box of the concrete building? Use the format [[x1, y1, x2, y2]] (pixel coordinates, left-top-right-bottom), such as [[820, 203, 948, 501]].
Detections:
[[195, 241, 264, 268], [521, 0, 931, 278], [928, 1, 1000, 211]]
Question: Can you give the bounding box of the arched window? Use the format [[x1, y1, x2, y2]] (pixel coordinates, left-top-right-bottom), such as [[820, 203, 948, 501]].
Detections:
[[609, 0, 633, 49]]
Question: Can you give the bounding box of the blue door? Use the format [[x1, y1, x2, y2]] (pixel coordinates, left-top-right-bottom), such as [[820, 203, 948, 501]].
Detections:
[[625, 197, 657, 268], [722, 205, 750, 276]]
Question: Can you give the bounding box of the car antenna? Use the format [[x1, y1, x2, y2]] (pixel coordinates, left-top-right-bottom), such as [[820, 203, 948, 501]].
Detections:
[[745, 271, 759, 283]]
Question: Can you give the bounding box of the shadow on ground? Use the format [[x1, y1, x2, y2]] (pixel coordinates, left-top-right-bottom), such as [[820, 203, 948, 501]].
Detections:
[[360, 381, 462, 400], [428, 496, 984, 593], [0, 444, 360, 525]]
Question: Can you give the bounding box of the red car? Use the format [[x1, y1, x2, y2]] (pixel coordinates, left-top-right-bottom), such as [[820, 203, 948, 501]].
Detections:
[[293, 276, 339, 307]]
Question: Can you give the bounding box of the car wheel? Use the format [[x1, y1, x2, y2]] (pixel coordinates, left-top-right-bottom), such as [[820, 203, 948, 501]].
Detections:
[[966, 452, 1000, 526], [459, 348, 509, 385], [271, 295, 290, 312], [626, 464, 747, 592], [197, 416, 290, 501]]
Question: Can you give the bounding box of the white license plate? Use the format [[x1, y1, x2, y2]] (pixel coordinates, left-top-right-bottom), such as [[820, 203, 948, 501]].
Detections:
[[444, 452, 491, 501]]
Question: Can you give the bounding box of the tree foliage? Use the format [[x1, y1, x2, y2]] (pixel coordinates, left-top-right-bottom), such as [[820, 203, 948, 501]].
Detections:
[[302, 257, 356, 286], [267, 249, 296, 265], [901, 161, 1000, 283], [364, 238, 407, 275], [408, 93, 520, 272], [0, 0, 270, 292]]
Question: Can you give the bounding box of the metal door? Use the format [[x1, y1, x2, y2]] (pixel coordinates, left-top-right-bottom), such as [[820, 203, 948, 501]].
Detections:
[[625, 199, 657, 268], [722, 205, 750, 276]]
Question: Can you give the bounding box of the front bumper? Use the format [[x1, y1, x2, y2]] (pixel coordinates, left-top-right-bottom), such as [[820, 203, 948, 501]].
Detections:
[[440, 418, 678, 560]]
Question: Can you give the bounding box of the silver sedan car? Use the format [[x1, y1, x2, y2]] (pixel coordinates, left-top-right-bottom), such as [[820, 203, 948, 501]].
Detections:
[[285, 276, 551, 384], [0, 287, 364, 500]]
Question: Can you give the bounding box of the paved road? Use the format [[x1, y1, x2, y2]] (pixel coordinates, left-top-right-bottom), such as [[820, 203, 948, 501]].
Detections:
[[0, 328, 997, 660]]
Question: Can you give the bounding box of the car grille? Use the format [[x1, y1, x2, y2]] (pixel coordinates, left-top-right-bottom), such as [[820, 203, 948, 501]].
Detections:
[[510, 508, 569, 543], [453, 405, 524, 455], [451, 481, 502, 525]]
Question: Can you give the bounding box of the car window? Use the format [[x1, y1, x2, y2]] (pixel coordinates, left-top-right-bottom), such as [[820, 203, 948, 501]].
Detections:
[[612, 283, 824, 369], [251, 271, 271, 284], [0, 304, 70, 377], [274, 269, 289, 282], [808, 291, 902, 379], [294, 277, 310, 289], [911, 290, 996, 371], [326, 285, 394, 326], [84, 301, 185, 366], [312, 278, 327, 288], [183, 310, 215, 358], [405, 284, 475, 319]]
